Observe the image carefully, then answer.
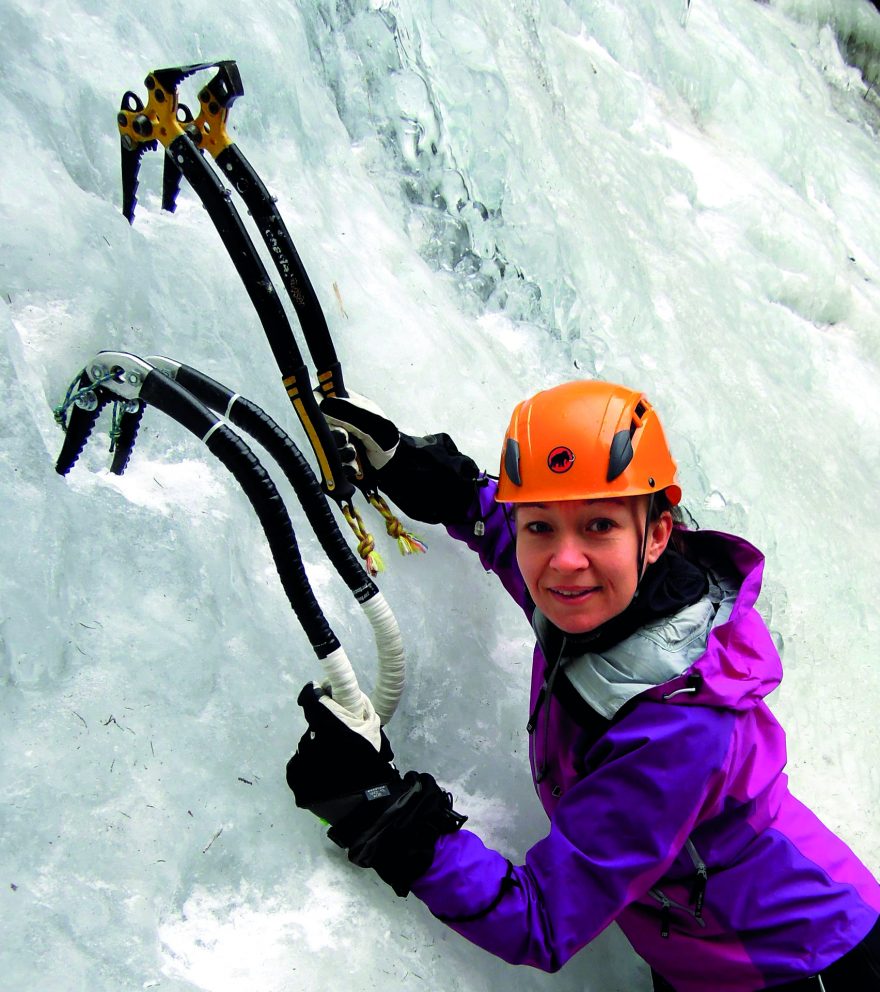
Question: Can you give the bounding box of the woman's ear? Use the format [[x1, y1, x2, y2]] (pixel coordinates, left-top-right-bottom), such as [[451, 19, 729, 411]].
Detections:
[[645, 510, 674, 565]]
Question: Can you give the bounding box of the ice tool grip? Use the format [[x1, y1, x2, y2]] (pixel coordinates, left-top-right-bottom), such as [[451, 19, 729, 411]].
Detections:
[[145, 357, 406, 723], [203, 425, 340, 658], [168, 362, 374, 600], [137, 368, 341, 658], [208, 146, 389, 503], [211, 144, 339, 380], [159, 133, 355, 504], [361, 592, 406, 727], [144, 372, 365, 711]]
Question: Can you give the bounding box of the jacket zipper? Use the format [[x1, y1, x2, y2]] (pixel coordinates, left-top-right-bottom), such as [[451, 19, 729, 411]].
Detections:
[[685, 838, 708, 919], [527, 633, 568, 790], [648, 838, 709, 937], [649, 887, 707, 937]]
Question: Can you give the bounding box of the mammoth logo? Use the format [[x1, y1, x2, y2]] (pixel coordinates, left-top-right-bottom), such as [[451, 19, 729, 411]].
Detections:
[[548, 446, 575, 474]]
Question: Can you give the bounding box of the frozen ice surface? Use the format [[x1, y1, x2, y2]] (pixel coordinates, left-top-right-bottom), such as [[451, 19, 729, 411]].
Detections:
[[1, 1, 879, 990]]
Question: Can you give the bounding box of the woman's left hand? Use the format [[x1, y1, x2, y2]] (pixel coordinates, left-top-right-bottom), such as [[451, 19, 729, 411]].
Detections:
[[286, 683, 467, 896]]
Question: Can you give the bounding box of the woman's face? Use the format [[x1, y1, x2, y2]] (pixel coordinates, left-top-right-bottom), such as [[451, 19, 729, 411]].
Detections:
[[514, 496, 672, 634]]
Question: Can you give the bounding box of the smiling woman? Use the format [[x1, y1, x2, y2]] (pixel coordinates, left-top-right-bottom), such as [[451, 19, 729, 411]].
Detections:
[[501, 381, 678, 634], [514, 498, 672, 634], [286, 379, 880, 992]]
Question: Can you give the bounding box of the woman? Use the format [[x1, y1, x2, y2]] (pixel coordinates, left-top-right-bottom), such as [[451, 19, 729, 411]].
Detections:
[[287, 379, 880, 991]]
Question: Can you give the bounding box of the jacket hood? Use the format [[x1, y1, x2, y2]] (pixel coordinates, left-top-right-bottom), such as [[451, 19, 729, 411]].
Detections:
[[646, 529, 782, 711], [555, 529, 782, 718]]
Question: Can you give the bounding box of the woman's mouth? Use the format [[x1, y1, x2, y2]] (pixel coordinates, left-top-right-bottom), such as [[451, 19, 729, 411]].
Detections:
[[547, 586, 599, 601]]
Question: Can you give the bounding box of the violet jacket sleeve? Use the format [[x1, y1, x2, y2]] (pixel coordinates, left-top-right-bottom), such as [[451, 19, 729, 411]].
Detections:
[[410, 698, 734, 971], [444, 474, 530, 609]]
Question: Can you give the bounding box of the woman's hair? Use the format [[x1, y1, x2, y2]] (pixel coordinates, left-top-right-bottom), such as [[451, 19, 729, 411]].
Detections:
[[650, 489, 680, 522], [652, 490, 697, 557]]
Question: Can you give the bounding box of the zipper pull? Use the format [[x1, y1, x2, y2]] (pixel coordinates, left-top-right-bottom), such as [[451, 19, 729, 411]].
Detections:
[[691, 866, 707, 918], [526, 685, 546, 734], [660, 897, 671, 939], [685, 839, 708, 918]]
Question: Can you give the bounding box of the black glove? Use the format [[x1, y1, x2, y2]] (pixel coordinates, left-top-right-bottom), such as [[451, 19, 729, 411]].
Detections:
[[316, 390, 401, 472], [375, 433, 483, 525], [287, 683, 467, 896], [316, 388, 483, 526]]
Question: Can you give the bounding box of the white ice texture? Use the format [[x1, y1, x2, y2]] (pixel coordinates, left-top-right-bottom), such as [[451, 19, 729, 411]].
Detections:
[[1, 1, 879, 990]]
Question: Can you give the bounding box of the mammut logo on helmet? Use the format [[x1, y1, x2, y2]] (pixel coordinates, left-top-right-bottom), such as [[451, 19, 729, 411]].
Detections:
[[548, 446, 575, 474]]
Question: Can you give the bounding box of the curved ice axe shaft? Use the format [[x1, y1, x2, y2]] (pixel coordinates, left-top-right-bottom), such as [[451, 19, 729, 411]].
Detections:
[[55, 352, 407, 720]]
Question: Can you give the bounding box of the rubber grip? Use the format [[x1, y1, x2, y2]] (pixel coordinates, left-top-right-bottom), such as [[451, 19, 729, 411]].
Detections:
[[139, 367, 218, 436], [165, 136, 299, 367], [172, 364, 373, 600], [231, 397, 373, 597], [166, 134, 354, 502], [215, 144, 337, 371], [203, 423, 339, 656]]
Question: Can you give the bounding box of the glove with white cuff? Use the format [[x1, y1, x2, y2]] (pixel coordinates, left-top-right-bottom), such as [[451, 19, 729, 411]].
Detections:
[[286, 682, 467, 896], [316, 389, 483, 526], [316, 390, 401, 475]]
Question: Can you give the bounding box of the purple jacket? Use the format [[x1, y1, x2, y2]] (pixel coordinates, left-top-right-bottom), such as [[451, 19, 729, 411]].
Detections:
[[410, 481, 880, 991]]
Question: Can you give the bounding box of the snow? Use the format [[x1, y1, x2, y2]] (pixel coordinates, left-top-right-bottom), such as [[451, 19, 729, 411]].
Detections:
[[1, 1, 879, 990]]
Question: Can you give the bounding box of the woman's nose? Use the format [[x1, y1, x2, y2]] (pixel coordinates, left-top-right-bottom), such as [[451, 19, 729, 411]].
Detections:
[[549, 534, 589, 570]]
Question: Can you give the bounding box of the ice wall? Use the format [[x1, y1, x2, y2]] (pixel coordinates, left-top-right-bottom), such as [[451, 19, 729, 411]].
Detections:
[[1, 1, 879, 990]]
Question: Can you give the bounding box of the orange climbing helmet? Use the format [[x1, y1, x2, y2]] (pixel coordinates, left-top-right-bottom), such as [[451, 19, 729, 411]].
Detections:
[[496, 380, 682, 506]]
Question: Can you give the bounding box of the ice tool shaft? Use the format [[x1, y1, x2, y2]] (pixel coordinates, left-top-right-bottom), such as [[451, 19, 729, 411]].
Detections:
[[117, 65, 356, 509], [54, 351, 405, 724], [118, 60, 425, 568]]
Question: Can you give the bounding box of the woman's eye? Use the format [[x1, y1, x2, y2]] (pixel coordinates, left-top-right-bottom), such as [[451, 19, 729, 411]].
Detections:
[[587, 518, 615, 533], [524, 520, 552, 534]]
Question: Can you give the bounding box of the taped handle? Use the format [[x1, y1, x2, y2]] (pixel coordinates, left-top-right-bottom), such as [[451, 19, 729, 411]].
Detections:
[[140, 369, 342, 659], [319, 645, 363, 716], [361, 592, 406, 725]]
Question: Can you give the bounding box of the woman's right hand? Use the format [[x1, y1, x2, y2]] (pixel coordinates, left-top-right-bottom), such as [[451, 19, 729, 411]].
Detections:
[[316, 389, 400, 472]]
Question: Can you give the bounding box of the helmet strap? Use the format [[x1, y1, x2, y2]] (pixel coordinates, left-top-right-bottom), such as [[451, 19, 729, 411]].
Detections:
[[632, 493, 655, 600], [502, 502, 517, 545]]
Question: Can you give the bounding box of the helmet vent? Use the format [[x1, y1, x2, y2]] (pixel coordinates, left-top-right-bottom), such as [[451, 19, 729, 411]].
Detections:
[[607, 429, 634, 482], [504, 438, 522, 486]]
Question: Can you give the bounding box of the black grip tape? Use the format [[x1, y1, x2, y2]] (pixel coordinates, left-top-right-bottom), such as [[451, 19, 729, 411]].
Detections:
[[215, 144, 336, 371], [204, 424, 339, 656], [231, 396, 375, 603], [173, 364, 373, 601]]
